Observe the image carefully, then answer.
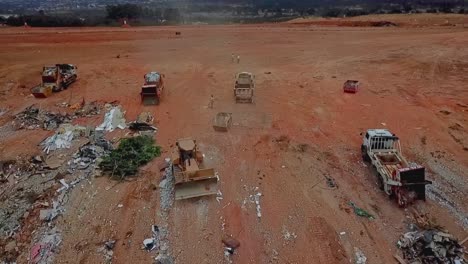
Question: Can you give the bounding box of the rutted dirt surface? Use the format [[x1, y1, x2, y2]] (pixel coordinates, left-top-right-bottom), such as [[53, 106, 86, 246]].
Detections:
[[1, 19, 467, 264]]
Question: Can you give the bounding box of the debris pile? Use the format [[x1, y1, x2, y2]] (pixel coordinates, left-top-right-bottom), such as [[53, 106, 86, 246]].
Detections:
[[128, 112, 157, 136], [69, 139, 112, 171], [74, 101, 103, 117], [29, 227, 62, 264], [14, 106, 72, 130], [397, 229, 465, 263], [96, 106, 126, 132], [354, 247, 367, 264]]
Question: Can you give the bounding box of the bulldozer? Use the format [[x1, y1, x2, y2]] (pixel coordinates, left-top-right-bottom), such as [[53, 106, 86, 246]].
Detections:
[[172, 138, 218, 200]]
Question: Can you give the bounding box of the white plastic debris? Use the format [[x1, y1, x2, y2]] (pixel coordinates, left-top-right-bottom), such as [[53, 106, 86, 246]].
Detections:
[[56, 179, 70, 192], [42, 130, 74, 153], [96, 106, 126, 132], [143, 238, 156, 251], [216, 190, 223, 203], [254, 192, 262, 218], [354, 247, 367, 264]]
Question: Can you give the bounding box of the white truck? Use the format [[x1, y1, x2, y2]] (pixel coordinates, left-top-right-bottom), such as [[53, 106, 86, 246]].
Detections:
[[361, 129, 431, 207]]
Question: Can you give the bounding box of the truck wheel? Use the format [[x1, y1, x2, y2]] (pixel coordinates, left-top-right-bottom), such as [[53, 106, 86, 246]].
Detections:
[[361, 145, 370, 162], [377, 173, 384, 190]]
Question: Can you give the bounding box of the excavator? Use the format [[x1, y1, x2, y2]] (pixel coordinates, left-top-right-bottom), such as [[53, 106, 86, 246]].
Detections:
[[172, 138, 218, 200]]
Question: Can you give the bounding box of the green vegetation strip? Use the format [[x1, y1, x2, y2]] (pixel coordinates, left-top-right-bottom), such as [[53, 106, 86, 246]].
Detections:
[[100, 135, 161, 180]]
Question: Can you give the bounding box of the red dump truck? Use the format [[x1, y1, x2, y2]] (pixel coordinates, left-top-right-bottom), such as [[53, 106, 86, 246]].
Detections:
[[361, 129, 432, 207], [141, 72, 164, 105]]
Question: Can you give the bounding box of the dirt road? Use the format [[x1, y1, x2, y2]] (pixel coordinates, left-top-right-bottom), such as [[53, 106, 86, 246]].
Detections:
[[0, 20, 467, 263]]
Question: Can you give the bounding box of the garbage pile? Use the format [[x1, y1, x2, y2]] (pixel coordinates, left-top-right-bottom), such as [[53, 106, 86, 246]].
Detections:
[[397, 229, 465, 263], [69, 138, 112, 171], [0, 156, 47, 181], [74, 101, 103, 117], [14, 106, 72, 130]]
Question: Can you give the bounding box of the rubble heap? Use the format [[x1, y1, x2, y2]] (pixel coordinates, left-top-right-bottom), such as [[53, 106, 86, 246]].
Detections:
[[14, 106, 72, 130], [397, 229, 465, 263], [69, 137, 112, 171]]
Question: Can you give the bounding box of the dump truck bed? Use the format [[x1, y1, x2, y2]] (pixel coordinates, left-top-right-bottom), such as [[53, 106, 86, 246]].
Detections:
[[375, 152, 407, 178]]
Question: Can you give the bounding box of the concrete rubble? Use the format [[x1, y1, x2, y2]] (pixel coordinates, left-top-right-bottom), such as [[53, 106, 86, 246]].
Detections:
[[68, 136, 112, 171], [155, 162, 175, 264], [29, 227, 62, 264], [397, 229, 465, 263], [96, 106, 126, 132]]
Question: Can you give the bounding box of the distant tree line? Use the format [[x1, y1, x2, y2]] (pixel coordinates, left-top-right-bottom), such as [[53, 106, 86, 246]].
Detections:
[[2, 1, 466, 27], [106, 4, 182, 23]]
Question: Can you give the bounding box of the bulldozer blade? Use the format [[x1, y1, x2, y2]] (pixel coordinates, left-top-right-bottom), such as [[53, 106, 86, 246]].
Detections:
[[142, 96, 159, 105], [175, 177, 218, 200]]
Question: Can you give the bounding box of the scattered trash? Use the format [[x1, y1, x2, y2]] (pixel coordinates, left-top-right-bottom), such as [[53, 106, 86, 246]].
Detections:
[[143, 238, 156, 251], [381, 122, 387, 126], [117, 204, 123, 208], [325, 175, 337, 188], [143, 225, 161, 252], [98, 239, 114, 263], [397, 229, 465, 263], [253, 192, 262, 218], [354, 247, 367, 264], [282, 227, 297, 241], [57, 179, 69, 192], [74, 100, 103, 117], [339, 231, 346, 236], [96, 106, 126, 132], [105, 240, 116, 250], [30, 227, 62, 264], [349, 202, 375, 220], [69, 138, 112, 171], [14, 106, 72, 130], [216, 190, 223, 203]]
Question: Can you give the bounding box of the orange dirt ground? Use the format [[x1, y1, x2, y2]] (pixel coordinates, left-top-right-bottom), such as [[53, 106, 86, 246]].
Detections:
[[0, 17, 467, 264]]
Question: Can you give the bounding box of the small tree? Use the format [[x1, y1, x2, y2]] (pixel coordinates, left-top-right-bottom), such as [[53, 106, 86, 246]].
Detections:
[[99, 136, 161, 180]]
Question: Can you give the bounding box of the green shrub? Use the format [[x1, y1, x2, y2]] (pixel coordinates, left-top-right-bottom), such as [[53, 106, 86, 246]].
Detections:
[[99, 136, 161, 179]]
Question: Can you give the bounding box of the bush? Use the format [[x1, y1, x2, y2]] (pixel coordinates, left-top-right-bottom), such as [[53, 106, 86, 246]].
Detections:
[[99, 136, 161, 179]]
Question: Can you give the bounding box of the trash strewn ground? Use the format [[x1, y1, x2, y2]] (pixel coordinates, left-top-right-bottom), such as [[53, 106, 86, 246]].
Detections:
[[397, 229, 465, 263], [14, 106, 72, 130]]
